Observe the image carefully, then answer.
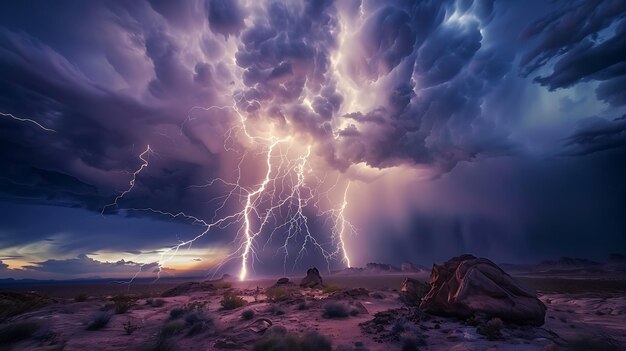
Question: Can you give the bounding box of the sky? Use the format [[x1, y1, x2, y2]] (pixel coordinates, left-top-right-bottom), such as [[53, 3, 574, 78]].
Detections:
[[0, 0, 625, 280]]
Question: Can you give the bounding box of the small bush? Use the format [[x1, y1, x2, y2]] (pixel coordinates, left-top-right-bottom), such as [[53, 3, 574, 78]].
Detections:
[[322, 302, 350, 319], [184, 311, 215, 336], [111, 294, 136, 314], [220, 294, 246, 310], [0, 321, 41, 345], [86, 312, 113, 331], [152, 299, 166, 307], [391, 319, 406, 334], [253, 330, 332, 351], [265, 286, 290, 302], [322, 285, 341, 294], [478, 317, 503, 340], [160, 320, 185, 338], [181, 300, 207, 313], [465, 315, 480, 326], [269, 304, 285, 316], [123, 318, 139, 335], [169, 308, 185, 319], [241, 309, 255, 320], [74, 293, 88, 302], [0, 292, 50, 320]]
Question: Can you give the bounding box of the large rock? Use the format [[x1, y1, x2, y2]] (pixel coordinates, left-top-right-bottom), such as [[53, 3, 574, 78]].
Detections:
[[300, 267, 324, 288], [419, 254, 546, 326], [400, 278, 429, 305]]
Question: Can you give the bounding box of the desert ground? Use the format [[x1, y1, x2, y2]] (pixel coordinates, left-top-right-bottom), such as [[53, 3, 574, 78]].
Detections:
[[0, 267, 624, 351]]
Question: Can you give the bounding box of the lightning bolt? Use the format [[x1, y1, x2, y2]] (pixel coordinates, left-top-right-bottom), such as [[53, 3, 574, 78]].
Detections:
[[337, 182, 352, 268], [239, 136, 291, 281], [108, 94, 356, 282], [0, 111, 56, 132], [101, 145, 152, 215]]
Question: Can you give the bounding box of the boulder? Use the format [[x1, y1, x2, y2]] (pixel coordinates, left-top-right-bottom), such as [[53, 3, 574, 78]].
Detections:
[[300, 267, 324, 288], [275, 277, 290, 285], [400, 278, 429, 305], [419, 254, 546, 326]]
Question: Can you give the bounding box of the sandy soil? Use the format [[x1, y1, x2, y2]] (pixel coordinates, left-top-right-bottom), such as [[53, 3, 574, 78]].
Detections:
[[1, 275, 624, 350]]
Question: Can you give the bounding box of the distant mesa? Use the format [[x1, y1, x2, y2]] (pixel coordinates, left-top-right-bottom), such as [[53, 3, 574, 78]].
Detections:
[[501, 253, 626, 277], [537, 257, 602, 270], [420, 254, 546, 326], [333, 262, 428, 275], [607, 253, 626, 264]]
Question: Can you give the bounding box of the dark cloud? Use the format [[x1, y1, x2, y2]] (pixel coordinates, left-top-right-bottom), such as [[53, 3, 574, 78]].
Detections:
[[0, 0, 624, 278], [23, 254, 159, 275], [521, 0, 626, 106], [206, 0, 246, 38], [564, 115, 626, 155], [234, 0, 340, 129]]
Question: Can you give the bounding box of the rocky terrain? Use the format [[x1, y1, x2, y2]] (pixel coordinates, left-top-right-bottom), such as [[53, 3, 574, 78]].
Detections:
[[0, 255, 623, 350]]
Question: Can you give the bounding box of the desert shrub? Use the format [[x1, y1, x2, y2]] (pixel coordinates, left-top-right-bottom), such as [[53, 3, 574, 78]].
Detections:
[[391, 319, 406, 334], [220, 294, 246, 310], [152, 299, 166, 307], [86, 311, 113, 331], [123, 318, 139, 335], [478, 317, 503, 340], [0, 321, 41, 345], [265, 286, 290, 302], [184, 311, 215, 336], [181, 300, 207, 312], [322, 285, 341, 294], [160, 320, 186, 338], [74, 293, 88, 302], [169, 308, 185, 319], [322, 302, 350, 319], [241, 309, 255, 320], [269, 304, 285, 316], [465, 315, 480, 326], [0, 292, 50, 320], [297, 301, 308, 310], [253, 330, 332, 351], [111, 294, 136, 314], [348, 306, 361, 316]]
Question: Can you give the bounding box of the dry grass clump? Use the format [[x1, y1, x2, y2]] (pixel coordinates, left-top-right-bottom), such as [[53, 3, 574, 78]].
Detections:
[[220, 294, 246, 310]]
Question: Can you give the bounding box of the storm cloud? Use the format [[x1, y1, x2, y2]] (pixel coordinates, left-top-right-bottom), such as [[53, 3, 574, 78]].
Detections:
[[0, 0, 624, 278]]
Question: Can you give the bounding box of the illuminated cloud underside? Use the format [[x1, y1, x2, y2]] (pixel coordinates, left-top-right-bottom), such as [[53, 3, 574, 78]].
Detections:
[[0, 0, 625, 279]]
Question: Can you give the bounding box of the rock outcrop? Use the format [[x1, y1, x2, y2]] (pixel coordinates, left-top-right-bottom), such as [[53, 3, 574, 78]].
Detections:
[[300, 267, 324, 288], [400, 277, 429, 305], [419, 254, 546, 326], [161, 274, 232, 297]]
